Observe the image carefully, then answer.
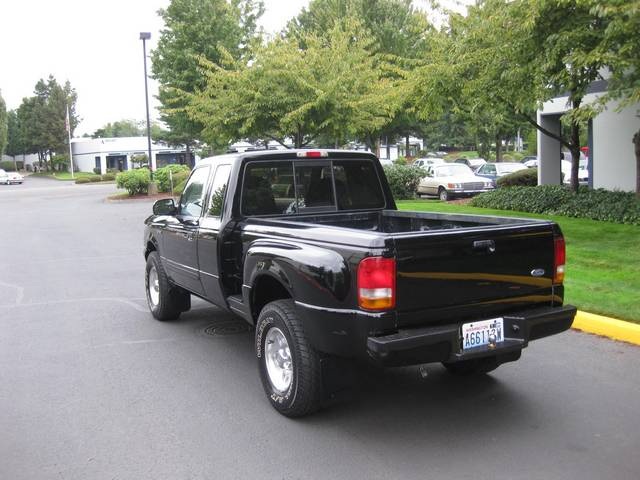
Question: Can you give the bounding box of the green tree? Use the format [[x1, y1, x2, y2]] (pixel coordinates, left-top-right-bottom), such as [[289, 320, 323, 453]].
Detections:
[[0, 90, 7, 159], [288, 0, 433, 153], [414, 0, 608, 191], [583, 0, 640, 196], [187, 18, 401, 148], [15, 76, 79, 171], [93, 119, 144, 138], [152, 0, 264, 160], [5, 110, 24, 170]]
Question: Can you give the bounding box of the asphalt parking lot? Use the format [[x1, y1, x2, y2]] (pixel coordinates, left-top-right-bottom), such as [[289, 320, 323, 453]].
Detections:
[[1, 176, 639, 480]]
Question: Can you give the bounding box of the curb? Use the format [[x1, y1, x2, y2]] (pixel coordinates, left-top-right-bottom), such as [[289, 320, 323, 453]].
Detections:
[[572, 311, 640, 346]]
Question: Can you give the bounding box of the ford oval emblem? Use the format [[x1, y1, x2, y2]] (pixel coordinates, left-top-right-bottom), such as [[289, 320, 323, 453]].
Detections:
[[531, 268, 545, 277]]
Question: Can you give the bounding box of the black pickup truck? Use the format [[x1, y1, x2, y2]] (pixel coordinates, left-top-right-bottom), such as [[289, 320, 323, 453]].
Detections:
[[143, 149, 576, 417]]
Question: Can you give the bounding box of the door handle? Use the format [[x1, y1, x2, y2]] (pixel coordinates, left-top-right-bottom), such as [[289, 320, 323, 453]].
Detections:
[[473, 239, 495, 253]]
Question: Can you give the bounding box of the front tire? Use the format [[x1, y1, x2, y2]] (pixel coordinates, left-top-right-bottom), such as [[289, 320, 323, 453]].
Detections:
[[145, 251, 190, 321], [438, 187, 450, 201], [256, 299, 323, 417]]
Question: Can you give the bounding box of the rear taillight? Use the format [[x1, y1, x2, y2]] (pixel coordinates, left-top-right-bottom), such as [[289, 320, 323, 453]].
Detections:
[[554, 236, 566, 284], [357, 257, 396, 311]]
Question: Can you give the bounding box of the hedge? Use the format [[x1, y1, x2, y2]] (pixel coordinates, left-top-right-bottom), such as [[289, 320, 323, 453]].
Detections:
[[383, 164, 426, 200], [101, 173, 116, 181], [470, 185, 640, 225], [496, 168, 538, 187], [0, 160, 17, 171], [75, 177, 91, 184], [116, 168, 150, 195], [155, 164, 191, 192]]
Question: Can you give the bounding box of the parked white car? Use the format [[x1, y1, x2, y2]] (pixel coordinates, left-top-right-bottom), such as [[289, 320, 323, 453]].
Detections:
[[524, 158, 588, 185], [417, 163, 494, 201], [413, 158, 446, 169], [0, 169, 24, 185]]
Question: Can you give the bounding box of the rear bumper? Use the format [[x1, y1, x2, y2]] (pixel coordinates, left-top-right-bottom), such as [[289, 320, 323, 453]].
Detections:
[[366, 305, 576, 367]]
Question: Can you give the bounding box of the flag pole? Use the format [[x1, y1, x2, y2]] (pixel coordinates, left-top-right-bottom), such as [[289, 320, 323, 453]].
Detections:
[[66, 105, 74, 179]]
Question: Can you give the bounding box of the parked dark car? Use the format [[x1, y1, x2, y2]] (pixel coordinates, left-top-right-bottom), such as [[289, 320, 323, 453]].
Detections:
[[143, 149, 576, 417]]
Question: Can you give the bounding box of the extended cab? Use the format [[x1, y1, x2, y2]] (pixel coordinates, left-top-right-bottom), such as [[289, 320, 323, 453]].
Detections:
[[144, 150, 576, 417]]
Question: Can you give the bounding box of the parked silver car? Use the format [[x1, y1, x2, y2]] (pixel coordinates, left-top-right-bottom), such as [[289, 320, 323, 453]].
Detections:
[[417, 164, 494, 201]]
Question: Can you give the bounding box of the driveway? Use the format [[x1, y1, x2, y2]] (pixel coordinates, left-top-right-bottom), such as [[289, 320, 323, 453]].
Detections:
[[1, 177, 639, 479]]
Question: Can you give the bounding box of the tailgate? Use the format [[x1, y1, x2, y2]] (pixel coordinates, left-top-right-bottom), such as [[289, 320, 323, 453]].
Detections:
[[393, 223, 557, 328]]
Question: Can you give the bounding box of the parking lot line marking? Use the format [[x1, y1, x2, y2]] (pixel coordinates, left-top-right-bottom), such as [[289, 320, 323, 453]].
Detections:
[[573, 311, 640, 346]]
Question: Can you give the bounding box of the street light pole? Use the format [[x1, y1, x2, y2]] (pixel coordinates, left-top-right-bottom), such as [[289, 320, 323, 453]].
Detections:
[[140, 31, 157, 194]]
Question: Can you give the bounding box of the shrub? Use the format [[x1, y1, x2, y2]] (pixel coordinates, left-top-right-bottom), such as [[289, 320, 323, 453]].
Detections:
[[89, 175, 102, 182], [0, 160, 16, 171], [116, 168, 150, 195], [93, 167, 101, 175], [101, 173, 116, 181], [75, 177, 91, 184], [497, 168, 538, 187], [383, 164, 426, 200], [393, 156, 409, 166], [155, 164, 191, 192], [470, 185, 640, 225], [174, 178, 188, 196]]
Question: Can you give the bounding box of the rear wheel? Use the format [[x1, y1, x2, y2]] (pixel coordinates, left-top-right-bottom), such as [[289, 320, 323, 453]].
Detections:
[[145, 252, 190, 321], [438, 187, 450, 201], [442, 356, 500, 376], [256, 299, 323, 417]]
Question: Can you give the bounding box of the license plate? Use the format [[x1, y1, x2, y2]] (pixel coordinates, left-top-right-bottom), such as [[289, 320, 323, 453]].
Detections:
[[461, 318, 504, 350]]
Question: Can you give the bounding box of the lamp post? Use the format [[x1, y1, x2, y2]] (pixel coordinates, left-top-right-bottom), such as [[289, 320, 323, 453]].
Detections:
[[139, 31, 157, 194]]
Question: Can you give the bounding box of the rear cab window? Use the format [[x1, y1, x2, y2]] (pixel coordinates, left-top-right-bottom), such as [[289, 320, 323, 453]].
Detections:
[[241, 159, 385, 216]]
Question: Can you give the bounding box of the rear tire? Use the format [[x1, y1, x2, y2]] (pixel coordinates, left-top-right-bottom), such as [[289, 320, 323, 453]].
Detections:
[[256, 299, 323, 417], [443, 356, 500, 376], [438, 187, 450, 201], [145, 252, 190, 321]]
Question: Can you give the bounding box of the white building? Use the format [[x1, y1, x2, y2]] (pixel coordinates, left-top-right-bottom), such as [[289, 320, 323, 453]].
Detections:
[[71, 137, 193, 174], [537, 80, 639, 191]]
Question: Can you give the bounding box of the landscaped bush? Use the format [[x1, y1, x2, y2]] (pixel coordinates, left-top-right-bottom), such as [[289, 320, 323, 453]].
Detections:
[[383, 164, 426, 200], [89, 175, 102, 182], [93, 167, 101, 175], [101, 173, 116, 181], [75, 177, 91, 184], [116, 168, 150, 195], [174, 178, 188, 196], [0, 161, 17, 171], [470, 185, 640, 225], [497, 168, 538, 187], [155, 164, 191, 192]]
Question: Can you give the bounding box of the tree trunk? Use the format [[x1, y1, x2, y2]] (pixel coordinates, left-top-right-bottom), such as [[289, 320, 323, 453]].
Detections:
[[185, 143, 191, 167], [405, 134, 410, 159], [375, 138, 380, 159], [569, 121, 581, 193], [634, 128, 640, 199], [296, 126, 303, 149], [495, 134, 502, 162], [386, 136, 391, 161]]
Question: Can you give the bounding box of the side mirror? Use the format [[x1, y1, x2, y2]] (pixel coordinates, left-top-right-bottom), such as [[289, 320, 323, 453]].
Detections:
[[153, 198, 176, 215]]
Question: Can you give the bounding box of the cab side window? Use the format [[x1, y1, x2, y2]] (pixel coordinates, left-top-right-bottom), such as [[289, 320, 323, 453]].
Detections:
[[208, 164, 231, 217], [178, 166, 210, 218]]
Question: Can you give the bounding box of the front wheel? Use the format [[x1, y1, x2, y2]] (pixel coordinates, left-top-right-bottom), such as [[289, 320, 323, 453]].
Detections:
[[145, 252, 190, 321], [256, 299, 323, 417], [438, 187, 450, 201]]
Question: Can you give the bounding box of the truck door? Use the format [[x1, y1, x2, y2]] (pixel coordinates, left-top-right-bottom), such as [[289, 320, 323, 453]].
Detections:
[[197, 164, 232, 307], [162, 165, 211, 295]]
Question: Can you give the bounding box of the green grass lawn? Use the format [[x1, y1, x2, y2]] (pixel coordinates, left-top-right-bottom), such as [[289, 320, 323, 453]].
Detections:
[[31, 171, 95, 181], [397, 199, 640, 324]]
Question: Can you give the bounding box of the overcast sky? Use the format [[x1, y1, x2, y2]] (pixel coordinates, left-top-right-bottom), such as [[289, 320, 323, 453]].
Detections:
[[0, 0, 466, 136]]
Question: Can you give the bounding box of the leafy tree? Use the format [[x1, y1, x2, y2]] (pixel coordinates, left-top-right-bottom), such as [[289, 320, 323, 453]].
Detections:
[[187, 18, 400, 148], [582, 0, 640, 196], [0, 90, 7, 159], [93, 119, 144, 138], [288, 0, 433, 153], [5, 110, 24, 170], [414, 0, 608, 191], [152, 0, 264, 160], [14, 76, 79, 170]]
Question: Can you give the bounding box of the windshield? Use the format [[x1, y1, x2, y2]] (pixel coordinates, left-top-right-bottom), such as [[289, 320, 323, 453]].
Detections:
[[434, 164, 473, 177]]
